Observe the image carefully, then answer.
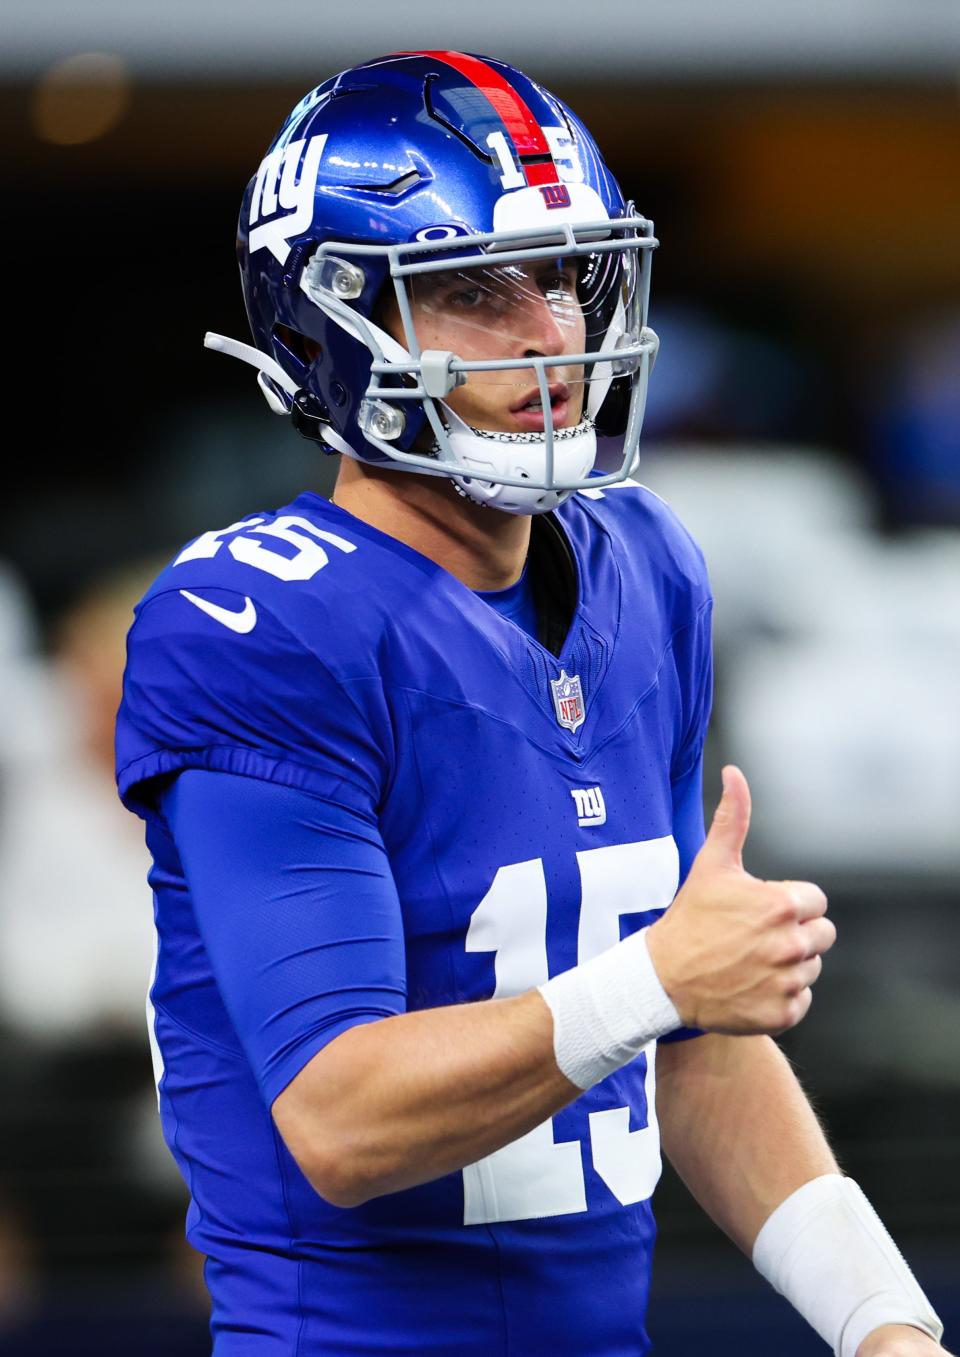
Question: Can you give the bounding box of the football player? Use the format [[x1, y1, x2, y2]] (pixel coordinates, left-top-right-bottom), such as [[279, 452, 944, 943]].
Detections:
[[116, 52, 948, 1357]]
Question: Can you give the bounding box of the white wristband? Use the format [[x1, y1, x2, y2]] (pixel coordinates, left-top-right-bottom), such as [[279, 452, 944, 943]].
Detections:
[[538, 927, 681, 1090], [752, 1174, 944, 1357]]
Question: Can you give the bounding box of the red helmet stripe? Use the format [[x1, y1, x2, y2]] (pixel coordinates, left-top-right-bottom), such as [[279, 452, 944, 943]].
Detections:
[[403, 50, 558, 186], [524, 161, 560, 187]]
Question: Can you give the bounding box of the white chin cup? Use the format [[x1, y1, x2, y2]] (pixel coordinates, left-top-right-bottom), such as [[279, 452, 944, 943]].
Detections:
[[440, 406, 598, 516]]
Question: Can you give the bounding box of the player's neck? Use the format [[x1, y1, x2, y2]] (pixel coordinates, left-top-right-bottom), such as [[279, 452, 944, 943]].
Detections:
[[331, 458, 531, 591]]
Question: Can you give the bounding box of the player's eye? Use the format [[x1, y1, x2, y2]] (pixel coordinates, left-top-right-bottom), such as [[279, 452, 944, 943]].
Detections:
[[448, 286, 484, 309], [538, 267, 577, 299]]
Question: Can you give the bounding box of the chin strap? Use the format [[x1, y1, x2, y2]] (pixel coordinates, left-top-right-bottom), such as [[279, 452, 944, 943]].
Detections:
[[462, 418, 596, 446], [436, 404, 597, 515], [204, 332, 299, 406], [442, 416, 598, 508]]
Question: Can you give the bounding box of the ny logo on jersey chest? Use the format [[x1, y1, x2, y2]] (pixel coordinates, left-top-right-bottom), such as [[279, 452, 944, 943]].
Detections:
[[550, 669, 585, 732], [571, 785, 606, 827]]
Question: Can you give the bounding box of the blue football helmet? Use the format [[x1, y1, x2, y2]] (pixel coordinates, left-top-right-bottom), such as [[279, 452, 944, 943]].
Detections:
[[208, 51, 659, 514]]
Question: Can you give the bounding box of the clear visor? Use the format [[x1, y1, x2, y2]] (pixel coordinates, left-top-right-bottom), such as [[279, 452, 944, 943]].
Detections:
[[393, 249, 641, 433]]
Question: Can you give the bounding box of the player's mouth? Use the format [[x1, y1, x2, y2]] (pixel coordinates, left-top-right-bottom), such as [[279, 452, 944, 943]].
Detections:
[[510, 382, 571, 432]]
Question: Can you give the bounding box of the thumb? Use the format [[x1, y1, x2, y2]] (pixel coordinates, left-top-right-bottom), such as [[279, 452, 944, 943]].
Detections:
[[699, 764, 752, 870]]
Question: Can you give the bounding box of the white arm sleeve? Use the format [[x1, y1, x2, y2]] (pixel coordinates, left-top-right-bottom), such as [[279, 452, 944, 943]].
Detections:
[[538, 927, 680, 1090], [752, 1174, 944, 1357]]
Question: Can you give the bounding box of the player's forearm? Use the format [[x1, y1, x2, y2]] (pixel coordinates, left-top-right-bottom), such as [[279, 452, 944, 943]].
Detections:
[[656, 1032, 837, 1254], [272, 990, 575, 1206], [659, 1036, 948, 1355]]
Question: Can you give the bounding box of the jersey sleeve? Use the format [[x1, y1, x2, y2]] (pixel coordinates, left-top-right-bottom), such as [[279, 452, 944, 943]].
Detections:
[[669, 590, 713, 879], [671, 749, 707, 890], [116, 586, 392, 822], [661, 595, 713, 1046], [670, 595, 714, 785], [160, 769, 407, 1106]]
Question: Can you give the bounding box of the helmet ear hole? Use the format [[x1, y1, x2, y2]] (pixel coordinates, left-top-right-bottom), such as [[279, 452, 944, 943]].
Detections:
[[273, 324, 321, 377]]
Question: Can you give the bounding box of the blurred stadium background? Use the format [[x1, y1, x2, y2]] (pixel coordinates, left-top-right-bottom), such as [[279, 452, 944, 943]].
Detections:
[[3, 2, 959, 1351]]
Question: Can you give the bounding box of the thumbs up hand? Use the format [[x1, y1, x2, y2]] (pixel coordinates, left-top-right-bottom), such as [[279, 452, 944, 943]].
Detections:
[[647, 766, 835, 1035]]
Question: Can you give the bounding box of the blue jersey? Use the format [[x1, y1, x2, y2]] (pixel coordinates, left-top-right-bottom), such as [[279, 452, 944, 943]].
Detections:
[[116, 482, 713, 1356]]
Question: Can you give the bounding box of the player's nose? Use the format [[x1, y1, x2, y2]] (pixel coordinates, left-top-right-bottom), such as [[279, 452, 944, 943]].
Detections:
[[519, 293, 568, 358]]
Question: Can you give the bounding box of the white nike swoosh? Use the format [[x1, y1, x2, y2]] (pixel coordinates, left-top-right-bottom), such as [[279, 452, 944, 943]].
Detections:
[[179, 590, 257, 634]]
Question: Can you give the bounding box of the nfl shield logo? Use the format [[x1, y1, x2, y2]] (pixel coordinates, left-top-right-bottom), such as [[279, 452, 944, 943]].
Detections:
[[550, 670, 585, 732]]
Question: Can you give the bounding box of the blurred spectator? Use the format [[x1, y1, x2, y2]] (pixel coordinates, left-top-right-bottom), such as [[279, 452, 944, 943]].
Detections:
[[867, 313, 960, 527], [0, 559, 200, 1337], [642, 302, 820, 443], [641, 446, 960, 879], [0, 560, 161, 1040], [0, 1198, 37, 1325]]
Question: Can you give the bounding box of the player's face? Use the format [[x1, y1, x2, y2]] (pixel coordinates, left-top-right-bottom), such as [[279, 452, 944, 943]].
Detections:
[[388, 260, 588, 434]]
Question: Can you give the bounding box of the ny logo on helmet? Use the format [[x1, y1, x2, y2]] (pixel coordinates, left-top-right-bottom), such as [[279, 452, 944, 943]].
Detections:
[[539, 183, 572, 210], [248, 133, 328, 265]]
